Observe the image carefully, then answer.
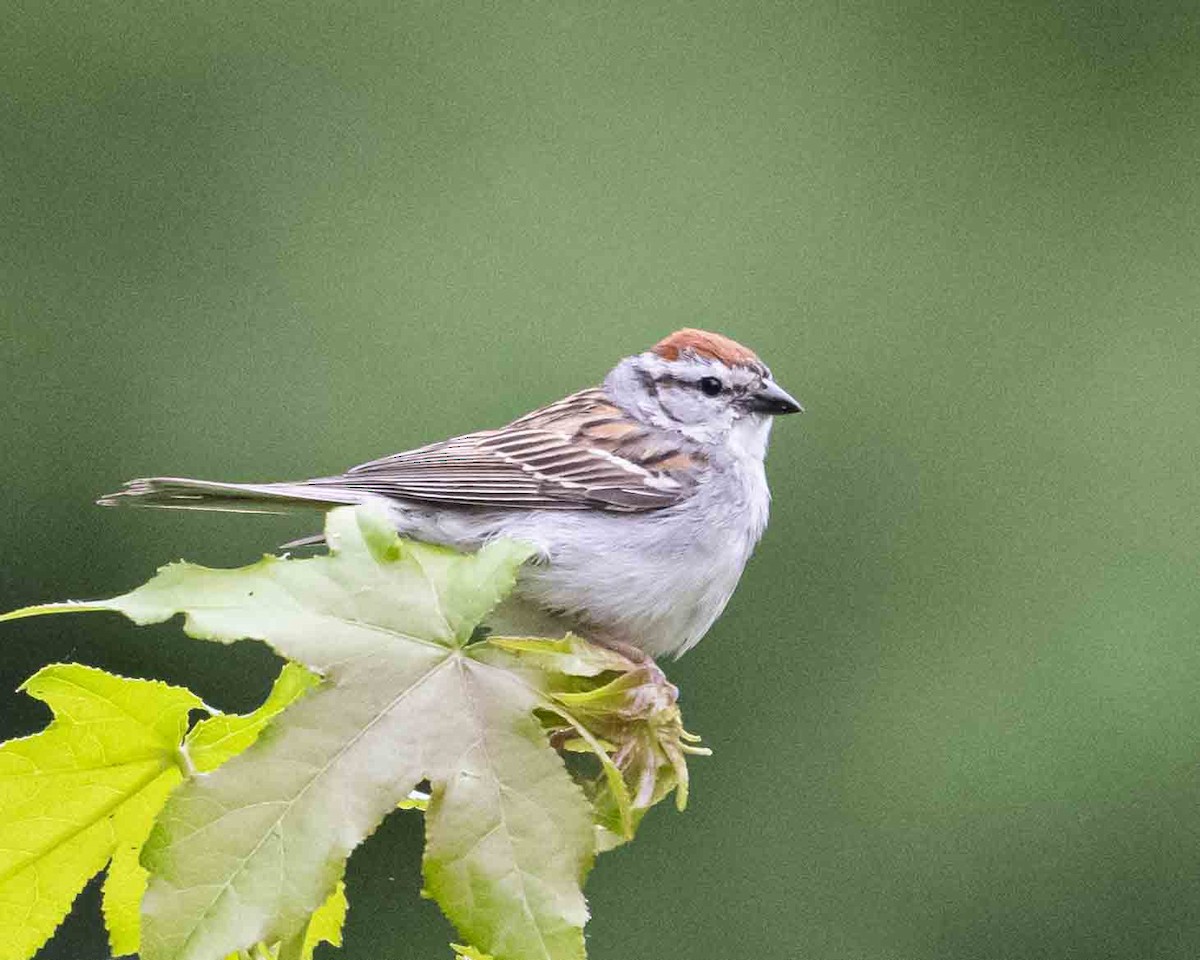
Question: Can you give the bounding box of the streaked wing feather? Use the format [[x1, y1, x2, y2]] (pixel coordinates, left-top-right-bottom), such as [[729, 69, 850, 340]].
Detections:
[[335, 389, 703, 512]]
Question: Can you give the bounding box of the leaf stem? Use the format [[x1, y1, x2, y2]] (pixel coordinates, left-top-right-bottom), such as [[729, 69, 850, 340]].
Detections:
[[0, 600, 116, 622]]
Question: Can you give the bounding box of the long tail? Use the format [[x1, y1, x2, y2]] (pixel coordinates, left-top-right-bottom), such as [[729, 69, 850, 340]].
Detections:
[[96, 476, 367, 516]]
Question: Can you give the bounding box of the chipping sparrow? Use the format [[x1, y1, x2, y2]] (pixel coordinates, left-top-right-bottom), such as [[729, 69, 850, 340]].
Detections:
[[99, 329, 802, 658]]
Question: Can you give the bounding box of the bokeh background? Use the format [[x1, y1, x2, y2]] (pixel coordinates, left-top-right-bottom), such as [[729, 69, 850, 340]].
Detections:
[[3, 1, 1200, 957]]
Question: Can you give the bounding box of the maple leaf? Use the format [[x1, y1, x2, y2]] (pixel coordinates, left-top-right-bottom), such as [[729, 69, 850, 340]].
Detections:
[[0, 661, 321, 960], [0, 504, 707, 960], [10, 506, 594, 960], [108, 663, 321, 957], [0, 665, 199, 960]]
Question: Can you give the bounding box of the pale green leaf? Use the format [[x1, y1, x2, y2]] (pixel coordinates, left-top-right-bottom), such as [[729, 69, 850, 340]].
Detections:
[[0, 504, 708, 960], [422, 655, 593, 960], [480, 635, 708, 843], [0, 665, 199, 960], [484, 635, 631, 679], [47, 505, 590, 960], [186, 663, 320, 773], [219, 879, 346, 960], [103, 663, 321, 956]]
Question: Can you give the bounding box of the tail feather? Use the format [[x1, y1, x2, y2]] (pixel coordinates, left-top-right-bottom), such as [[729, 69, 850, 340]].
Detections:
[[96, 477, 366, 515]]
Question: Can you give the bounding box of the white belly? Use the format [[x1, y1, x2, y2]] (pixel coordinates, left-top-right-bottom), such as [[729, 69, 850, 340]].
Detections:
[[500, 461, 770, 658]]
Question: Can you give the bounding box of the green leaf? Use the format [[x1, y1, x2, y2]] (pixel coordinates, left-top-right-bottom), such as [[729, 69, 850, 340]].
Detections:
[[397, 787, 430, 811], [1, 504, 710, 960], [217, 879, 347, 960], [186, 663, 321, 773], [103, 663, 321, 957], [0, 664, 199, 960], [451, 944, 495, 960], [23, 505, 592, 960], [421, 655, 593, 959], [297, 881, 347, 960], [102, 766, 186, 956], [485, 635, 709, 844], [0, 648, 325, 960]]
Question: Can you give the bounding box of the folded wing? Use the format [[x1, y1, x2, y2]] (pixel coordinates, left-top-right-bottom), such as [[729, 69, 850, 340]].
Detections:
[[338, 389, 704, 512]]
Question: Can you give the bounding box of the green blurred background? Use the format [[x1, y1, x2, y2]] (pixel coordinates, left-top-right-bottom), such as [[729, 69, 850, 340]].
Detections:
[[3, 1, 1199, 957]]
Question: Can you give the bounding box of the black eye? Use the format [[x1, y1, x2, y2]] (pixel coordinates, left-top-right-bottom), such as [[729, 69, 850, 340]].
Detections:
[[698, 376, 724, 397]]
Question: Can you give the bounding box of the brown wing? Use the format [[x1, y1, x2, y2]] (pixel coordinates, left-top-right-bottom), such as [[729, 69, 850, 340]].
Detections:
[[328, 389, 705, 512]]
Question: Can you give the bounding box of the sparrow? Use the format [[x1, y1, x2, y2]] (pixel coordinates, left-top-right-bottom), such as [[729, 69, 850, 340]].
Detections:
[[99, 329, 802, 658]]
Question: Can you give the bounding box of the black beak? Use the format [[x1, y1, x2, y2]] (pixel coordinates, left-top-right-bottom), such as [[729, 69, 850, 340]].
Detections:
[[749, 381, 804, 415]]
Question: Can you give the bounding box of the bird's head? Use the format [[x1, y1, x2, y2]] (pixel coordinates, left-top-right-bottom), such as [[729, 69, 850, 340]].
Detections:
[[604, 328, 803, 451]]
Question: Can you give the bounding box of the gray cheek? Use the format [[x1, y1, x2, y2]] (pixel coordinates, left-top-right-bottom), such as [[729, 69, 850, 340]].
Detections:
[[657, 386, 712, 425]]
